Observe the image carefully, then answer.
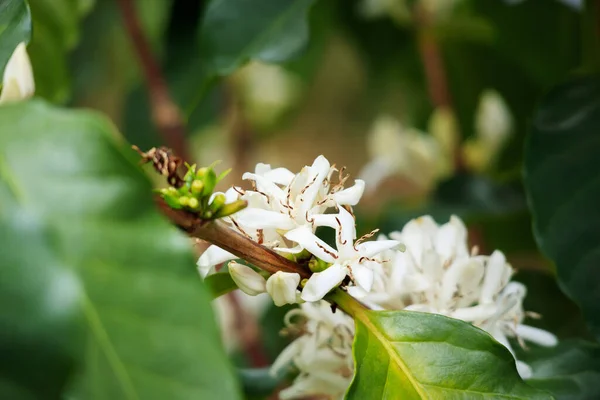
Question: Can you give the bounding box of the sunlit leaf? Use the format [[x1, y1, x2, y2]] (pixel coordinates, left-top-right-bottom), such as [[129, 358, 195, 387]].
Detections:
[[0, 100, 241, 399], [346, 309, 550, 399]]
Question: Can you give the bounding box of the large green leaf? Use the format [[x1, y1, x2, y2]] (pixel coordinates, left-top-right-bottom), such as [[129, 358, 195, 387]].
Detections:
[[344, 308, 550, 399], [0, 100, 240, 399], [523, 340, 600, 400], [198, 0, 317, 76], [0, 0, 31, 77], [523, 76, 600, 341], [0, 180, 84, 398]]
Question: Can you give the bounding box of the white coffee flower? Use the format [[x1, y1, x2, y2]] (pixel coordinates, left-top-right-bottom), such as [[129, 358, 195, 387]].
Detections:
[[228, 261, 267, 296], [266, 271, 301, 307], [271, 301, 354, 400], [0, 42, 35, 104], [198, 155, 365, 276], [285, 206, 401, 301], [358, 115, 446, 192], [463, 90, 513, 172]]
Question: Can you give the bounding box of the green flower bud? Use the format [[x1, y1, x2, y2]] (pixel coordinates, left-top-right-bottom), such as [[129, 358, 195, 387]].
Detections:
[[188, 197, 199, 209], [209, 193, 226, 213], [179, 196, 190, 207], [300, 278, 308, 288], [214, 199, 247, 218], [308, 257, 330, 273], [191, 180, 204, 194], [197, 167, 217, 196]]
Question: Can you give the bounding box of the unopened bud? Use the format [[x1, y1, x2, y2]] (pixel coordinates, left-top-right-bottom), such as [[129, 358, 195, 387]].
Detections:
[[197, 167, 217, 196], [308, 257, 330, 273], [229, 261, 267, 296], [191, 180, 204, 194], [266, 271, 301, 307], [214, 199, 247, 218], [188, 197, 199, 209], [179, 196, 190, 207]]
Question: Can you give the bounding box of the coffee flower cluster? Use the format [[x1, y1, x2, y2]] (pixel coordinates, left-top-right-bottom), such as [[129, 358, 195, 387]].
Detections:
[[197, 157, 557, 399], [198, 156, 401, 304], [271, 216, 557, 399]]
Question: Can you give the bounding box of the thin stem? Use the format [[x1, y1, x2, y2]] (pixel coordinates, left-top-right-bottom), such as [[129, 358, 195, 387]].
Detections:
[[413, 3, 464, 171], [326, 289, 368, 318], [117, 0, 190, 161], [155, 196, 311, 278]]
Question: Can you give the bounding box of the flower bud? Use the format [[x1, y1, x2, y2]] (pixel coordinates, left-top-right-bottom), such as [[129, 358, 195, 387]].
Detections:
[[214, 199, 248, 218], [188, 197, 199, 209], [191, 180, 204, 194], [0, 42, 35, 104], [266, 271, 300, 307], [196, 167, 217, 196], [209, 193, 226, 213], [179, 196, 190, 207], [229, 261, 266, 296], [308, 257, 330, 273]]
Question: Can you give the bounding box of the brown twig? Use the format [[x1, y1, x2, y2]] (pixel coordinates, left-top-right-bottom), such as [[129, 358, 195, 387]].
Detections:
[[155, 196, 311, 279], [117, 0, 190, 161], [413, 3, 464, 171]]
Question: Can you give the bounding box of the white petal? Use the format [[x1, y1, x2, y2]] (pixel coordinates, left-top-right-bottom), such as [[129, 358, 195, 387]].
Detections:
[[228, 262, 266, 296], [197, 245, 236, 277], [516, 361, 532, 380], [515, 324, 558, 347], [399, 216, 437, 264], [266, 272, 301, 307], [242, 172, 286, 200], [270, 338, 303, 376], [285, 227, 338, 263], [332, 179, 365, 206], [480, 250, 510, 303], [311, 213, 338, 229], [358, 158, 395, 193], [274, 244, 304, 254], [357, 239, 401, 258], [451, 304, 497, 322], [297, 155, 331, 212], [335, 206, 357, 259], [235, 208, 295, 230], [0, 42, 34, 104], [301, 264, 347, 302], [263, 167, 295, 186], [350, 262, 374, 292], [434, 215, 469, 262]]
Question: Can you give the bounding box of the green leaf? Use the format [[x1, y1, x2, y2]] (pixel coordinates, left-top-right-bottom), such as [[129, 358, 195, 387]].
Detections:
[[523, 340, 600, 400], [198, 0, 317, 76], [523, 75, 600, 341], [205, 271, 237, 299], [0, 100, 241, 399], [0, 181, 84, 398], [0, 0, 31, 77], [333, 292, 550, 399]]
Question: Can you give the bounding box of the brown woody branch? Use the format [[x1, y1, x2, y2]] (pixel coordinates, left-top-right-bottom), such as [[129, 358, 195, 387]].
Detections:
[[117, 0, 190, 161], [155, 196, 311, 279]]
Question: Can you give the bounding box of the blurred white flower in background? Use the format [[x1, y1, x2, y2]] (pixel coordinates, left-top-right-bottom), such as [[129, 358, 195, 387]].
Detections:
[[358, 114, 452, 192], [0, 42, 35, 104], [359, 90, 513, 194], [271, 215, 557, 398], [233, 61, 301, 129], [462, 89, 513, 172], [504, 0, 582, 11]]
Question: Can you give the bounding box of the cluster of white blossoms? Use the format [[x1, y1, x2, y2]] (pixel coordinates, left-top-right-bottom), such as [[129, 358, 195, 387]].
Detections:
[[268, 216, 558, 399], [197, 156, 557, 399], [198, 155, 401, 305]]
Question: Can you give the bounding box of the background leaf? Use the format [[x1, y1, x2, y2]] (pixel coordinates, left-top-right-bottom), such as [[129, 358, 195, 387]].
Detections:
[[0, 0, 31, 76], [347, 310, 550, 399], [523, 75, 600, 341], [523, 340, 600, 400], [0, 100, 240, 399]]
